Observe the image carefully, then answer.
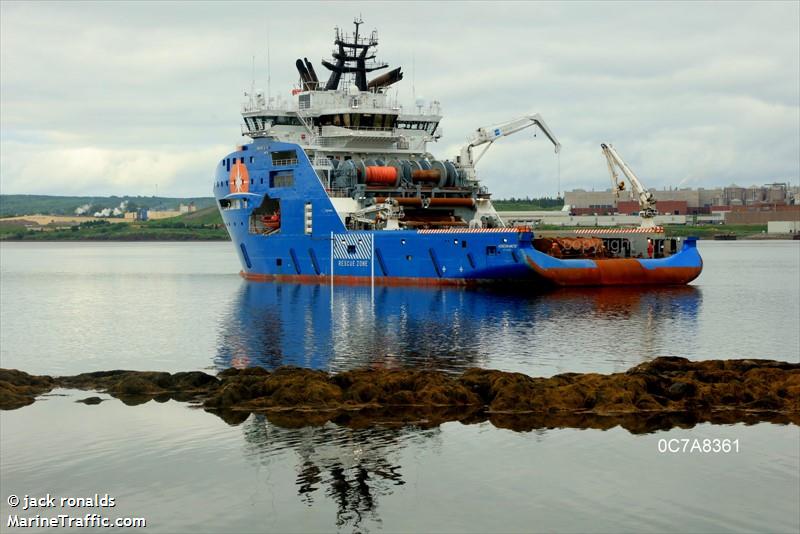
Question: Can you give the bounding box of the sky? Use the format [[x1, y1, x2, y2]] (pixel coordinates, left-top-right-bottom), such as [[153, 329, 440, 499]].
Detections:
[[1, 1, 798, 199]]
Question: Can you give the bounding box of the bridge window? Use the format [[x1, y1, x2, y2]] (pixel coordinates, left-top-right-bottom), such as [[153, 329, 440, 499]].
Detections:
[[259, 115, 302, 127], [395, 120, 438, 134]]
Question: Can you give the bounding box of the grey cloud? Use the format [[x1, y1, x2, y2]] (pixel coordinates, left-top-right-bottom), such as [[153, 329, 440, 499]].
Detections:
[[1, 1, 797, 198]]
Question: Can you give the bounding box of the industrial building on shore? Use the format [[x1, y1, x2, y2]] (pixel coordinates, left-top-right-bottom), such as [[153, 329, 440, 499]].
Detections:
[[501, 183, 799, 229], [563, 183, 799, 224]]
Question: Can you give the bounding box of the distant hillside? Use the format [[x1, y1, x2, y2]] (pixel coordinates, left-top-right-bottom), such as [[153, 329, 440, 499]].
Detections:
[[172, 206, 222, 225], [0, 195, 217, 217], [1, 194, 565, 218]]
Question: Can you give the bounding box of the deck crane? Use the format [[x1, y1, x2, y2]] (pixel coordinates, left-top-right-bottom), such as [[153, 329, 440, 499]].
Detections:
[[458, 114, 561, 183], [601, 143, 658, 229]]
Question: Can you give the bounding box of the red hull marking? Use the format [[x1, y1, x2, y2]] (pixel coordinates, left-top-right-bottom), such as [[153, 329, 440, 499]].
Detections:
[[525, 257, 702, 286], [240, 271, 491, 287]]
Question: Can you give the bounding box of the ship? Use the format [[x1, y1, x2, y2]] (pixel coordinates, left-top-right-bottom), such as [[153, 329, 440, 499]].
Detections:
[[213, 18, 702, 287]]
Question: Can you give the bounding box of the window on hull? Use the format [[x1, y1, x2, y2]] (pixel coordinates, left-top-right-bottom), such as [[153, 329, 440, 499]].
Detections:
[[219, 198, 248, 210]]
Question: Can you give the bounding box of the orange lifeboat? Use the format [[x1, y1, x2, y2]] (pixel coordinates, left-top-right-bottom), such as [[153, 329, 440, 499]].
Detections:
[[261, 211, 281, 230]]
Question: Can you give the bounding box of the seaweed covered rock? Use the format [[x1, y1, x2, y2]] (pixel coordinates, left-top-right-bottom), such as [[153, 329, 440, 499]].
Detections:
[[0, 369, 55, 409], [0, 358, 798, 432], [58, 369, 220, 397], [334, 369, 480, 407], [237, 367, 342, 410]]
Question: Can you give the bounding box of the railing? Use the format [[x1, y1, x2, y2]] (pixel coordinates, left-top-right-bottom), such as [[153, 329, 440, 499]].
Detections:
[[294, 109, 315, 134], [320, 125, 397, 134], [312, 158, 333, 168], [326, 188, 351, 198], [316, 137, 340, 147], [242, 103, 284, 113], [272, 158, 298, 167]]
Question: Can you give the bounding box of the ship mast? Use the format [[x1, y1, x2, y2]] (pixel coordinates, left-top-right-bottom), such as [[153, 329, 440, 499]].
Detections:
[[322, 17, 388, 91]]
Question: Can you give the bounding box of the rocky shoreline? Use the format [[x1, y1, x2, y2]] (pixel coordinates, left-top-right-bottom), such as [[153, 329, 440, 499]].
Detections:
[[1, 358, 798, 433]]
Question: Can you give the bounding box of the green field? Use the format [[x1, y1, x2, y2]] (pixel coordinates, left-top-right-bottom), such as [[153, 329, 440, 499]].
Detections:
[[0, 207, 228, 241], [0, 194, 217, 218]]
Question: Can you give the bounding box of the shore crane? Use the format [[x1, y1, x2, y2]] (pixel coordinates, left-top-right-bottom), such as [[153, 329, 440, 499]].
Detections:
[[601, 143, 658, 229], [458, 114, 561, 182]]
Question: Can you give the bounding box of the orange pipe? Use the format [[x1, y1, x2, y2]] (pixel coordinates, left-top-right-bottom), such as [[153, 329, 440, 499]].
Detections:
[[429, 198, 475, 207], [411, 169, 441, 182], [374, 197, 475, 208]]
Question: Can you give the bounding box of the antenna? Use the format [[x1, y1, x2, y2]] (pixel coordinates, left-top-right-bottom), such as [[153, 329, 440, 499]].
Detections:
[[266, 20, 271, 101], [412, 50, 416, 103], [251, 55, 256, 96], [354, 15, 362, 42]]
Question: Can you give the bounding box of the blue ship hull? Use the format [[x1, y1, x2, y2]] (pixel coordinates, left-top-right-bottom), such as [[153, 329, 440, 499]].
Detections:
[[215, 139, 702, 286]]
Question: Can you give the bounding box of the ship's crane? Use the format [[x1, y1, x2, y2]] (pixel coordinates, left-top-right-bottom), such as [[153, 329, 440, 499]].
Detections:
[[458, 114, 561, 182], [601, 143, 658, 229]]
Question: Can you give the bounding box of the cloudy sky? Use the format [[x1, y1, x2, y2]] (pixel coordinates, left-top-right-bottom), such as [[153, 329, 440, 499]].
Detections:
[[1, 1, 798, 198]]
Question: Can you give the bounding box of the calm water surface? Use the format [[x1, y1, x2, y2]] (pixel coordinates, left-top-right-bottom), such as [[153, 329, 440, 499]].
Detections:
[[1, 241, 798, 533]]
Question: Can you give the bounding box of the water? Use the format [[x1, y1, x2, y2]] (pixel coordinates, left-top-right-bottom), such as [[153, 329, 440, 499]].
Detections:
[[1, 241, 798, 533]]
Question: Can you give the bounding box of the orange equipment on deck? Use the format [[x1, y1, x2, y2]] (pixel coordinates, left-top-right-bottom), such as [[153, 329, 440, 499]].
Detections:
[[364, 166, 398, 185], [411, 169, 441, 182], [534, 237, 607, 259], [374, 197, 475, 208]]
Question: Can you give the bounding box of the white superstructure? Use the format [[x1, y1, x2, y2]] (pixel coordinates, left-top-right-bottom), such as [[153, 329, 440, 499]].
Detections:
[[237, 18, 560, 232]]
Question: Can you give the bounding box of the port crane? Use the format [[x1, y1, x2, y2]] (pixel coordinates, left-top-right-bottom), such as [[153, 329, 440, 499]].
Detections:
[[458, 114, 561, 182], [601, 143, 658, 229]]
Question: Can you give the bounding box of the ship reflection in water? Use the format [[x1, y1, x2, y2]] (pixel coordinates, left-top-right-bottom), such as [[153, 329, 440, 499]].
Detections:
[[241, 415, 414, 530], [215, 281, 702, 376]]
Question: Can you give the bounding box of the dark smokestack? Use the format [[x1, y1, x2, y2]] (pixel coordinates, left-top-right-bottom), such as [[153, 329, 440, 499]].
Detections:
[[295, 59, 313, 90]]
